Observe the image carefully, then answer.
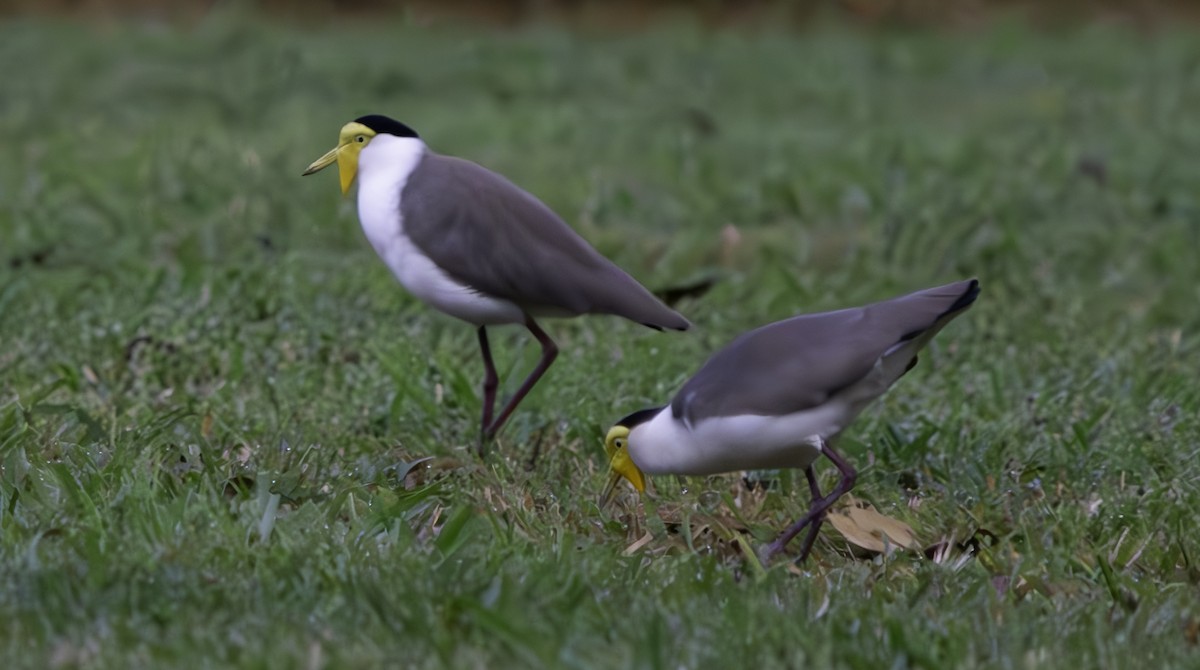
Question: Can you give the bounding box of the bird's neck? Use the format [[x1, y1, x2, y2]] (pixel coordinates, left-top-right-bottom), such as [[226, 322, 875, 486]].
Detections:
[[627, 407, 687, 475], [358, 135, 427, 189]]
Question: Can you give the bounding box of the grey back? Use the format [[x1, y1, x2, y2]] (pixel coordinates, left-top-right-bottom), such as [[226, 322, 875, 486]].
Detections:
[[672, 280, 979, 424], [400, 154, 689, 331]]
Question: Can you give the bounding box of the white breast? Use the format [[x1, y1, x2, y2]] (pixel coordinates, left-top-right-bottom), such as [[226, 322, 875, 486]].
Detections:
[[627, 403, 848, 476], [355, 135, 525, 326]]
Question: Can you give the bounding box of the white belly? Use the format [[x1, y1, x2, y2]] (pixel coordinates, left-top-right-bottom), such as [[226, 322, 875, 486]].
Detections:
[[354, 146, 525, 327], [628, 340, 926, 476]]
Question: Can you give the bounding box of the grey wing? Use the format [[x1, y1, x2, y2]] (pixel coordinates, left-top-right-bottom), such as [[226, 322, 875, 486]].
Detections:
[[401, 155, 689, 330], [673, 279, 979, 423]]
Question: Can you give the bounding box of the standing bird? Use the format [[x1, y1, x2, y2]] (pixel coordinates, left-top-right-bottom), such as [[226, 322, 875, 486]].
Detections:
[[601, 279, 980, 563], [303, 115, 690, 448]]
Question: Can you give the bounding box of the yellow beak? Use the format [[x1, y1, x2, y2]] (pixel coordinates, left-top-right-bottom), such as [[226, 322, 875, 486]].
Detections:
[[600, 472, 625, 508], [599, 463, 646, 508], [302, 145, 357, 195]]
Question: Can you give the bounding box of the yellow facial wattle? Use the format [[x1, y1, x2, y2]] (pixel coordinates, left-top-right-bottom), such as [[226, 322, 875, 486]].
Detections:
[[302, 121, 377, 194], [600, 425, 646, 506]]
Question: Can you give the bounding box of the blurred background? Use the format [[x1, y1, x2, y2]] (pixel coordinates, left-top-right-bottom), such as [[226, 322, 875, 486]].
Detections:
[[2, 2, 1200, 666], [5, 0, 1200, 26]]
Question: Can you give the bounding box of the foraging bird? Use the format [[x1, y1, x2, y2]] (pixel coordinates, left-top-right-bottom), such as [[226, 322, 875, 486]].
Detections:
[[303, 115, 690, 447], [601, 279, 980, 563]]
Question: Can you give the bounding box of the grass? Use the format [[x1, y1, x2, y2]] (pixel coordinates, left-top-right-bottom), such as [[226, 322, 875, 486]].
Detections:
[[2, 9, 1200, 668]]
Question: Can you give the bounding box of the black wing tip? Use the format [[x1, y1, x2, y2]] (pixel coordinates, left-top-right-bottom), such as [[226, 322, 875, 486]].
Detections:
[[896, 279, 981, 343], [947, 278, 981, 314], [640, 315, 691, 332]]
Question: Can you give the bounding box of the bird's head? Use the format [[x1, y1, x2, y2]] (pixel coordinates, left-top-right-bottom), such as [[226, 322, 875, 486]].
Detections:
[[302, 115, 420, 194], [600, 407, 661, 507]]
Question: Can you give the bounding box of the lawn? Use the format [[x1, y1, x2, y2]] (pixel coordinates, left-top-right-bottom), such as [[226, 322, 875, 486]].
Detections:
[[2, 9, 1200, 668]]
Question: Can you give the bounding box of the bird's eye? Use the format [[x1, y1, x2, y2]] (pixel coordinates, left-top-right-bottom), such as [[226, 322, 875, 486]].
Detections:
[[356, 135, 365, 143], [614, 438, 625, 449]]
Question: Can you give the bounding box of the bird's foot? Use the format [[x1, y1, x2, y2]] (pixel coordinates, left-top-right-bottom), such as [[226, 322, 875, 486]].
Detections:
[[758, 541, 784, 567], [473, 428, 495, 458], [760, 512, 825, 567]]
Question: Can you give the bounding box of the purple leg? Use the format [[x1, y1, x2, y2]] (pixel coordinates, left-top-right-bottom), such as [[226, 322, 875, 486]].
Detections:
[[476, 327, 500, 449], [481, 315, 558, 446], [761, 439, 857, 563], [793, 466, 825, 562]]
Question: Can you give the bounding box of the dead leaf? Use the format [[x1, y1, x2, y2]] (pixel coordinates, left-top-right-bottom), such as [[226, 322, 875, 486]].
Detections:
[[624, 531, 654, 556], [826, 499, 920, 556]]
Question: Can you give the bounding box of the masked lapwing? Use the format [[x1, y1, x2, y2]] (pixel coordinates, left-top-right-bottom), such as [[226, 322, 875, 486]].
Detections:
[[303, 115, 690, 449], [601, 279, 980, 563]]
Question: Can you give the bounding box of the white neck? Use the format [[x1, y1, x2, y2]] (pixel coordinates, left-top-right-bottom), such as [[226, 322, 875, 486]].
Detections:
[[357, 134, 426, 190], [627, 408, 689, 475], [355, 134, 426, 256]]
